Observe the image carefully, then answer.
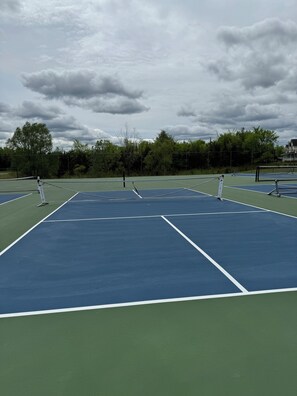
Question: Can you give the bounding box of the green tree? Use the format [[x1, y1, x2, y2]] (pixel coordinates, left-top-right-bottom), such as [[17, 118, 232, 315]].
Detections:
[[144, 131, 176, 175], [6, 122, 53, 176], [0, 147, 13, 172], [69, 139, 91, 176], [241, 127, 279, 164], [121, 137, 146, 176], [91, 140, 122, 176]]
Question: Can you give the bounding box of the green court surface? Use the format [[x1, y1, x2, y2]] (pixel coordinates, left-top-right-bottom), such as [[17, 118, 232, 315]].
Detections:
[[1, 292, 296, 396], [0, 174, 296, 396]]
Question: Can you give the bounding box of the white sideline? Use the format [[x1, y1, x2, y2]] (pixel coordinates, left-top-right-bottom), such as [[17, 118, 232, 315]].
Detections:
[[0, 193, 78, 257]]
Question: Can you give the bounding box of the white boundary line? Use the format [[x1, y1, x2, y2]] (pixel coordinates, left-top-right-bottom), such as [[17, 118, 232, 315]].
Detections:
[[226, 184, 297, 200], [225, 185, 271, 195], [0, 192, 78, 257], [161, 215, 248, 293], [222, 195, 297, 220], [1, 287, 296, 319]]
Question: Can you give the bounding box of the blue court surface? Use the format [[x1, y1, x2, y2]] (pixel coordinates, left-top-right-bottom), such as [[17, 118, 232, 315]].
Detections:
[[0, 189, 296, 316]]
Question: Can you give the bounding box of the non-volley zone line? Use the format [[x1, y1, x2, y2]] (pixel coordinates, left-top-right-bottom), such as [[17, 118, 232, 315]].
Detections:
[[44, 209, 268, 223]]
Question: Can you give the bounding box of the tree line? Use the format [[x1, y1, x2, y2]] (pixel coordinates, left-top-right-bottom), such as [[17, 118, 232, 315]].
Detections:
[[0, 122, 284, 178]]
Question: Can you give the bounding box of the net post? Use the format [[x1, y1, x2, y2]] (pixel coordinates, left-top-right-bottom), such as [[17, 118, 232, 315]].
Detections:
[[217, 175, 224, 200], [123, 171, 126, 188], [255, 166, 259, 182], [268, 179, 281, 197], [37, 177, 48, 206], [275, 179, 281, 197]]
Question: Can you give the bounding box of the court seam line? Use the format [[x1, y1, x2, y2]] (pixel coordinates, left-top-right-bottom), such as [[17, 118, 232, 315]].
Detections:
[[1, 287, 296, 319], [0, 192, 79, 257], [161, 215, 248, 294], [44, 210, 267, 223]]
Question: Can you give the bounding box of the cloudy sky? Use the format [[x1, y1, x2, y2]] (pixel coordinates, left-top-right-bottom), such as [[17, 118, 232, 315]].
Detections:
[[1, 0, 297, 149]]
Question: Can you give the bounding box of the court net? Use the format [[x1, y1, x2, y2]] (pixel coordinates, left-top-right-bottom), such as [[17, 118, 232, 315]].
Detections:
[[0, 176, 37, 194], [0, 176, 49, 206], [255, 165, 297, 182], [42, 175, 224, 203]]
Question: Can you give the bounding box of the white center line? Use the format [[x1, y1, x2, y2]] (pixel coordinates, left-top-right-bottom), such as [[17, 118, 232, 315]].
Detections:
[[161, 215, 248, 293]]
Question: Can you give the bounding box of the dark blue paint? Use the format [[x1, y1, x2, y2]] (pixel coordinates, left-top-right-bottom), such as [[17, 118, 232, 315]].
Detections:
[[50, 191, 257, 221], [1, 192, 296, 315], [168, 211, 297, 291], [0, 217, 239, 314]]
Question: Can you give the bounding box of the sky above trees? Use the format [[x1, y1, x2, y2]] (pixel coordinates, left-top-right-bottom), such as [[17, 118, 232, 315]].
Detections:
[[1, 0, 297, 149]]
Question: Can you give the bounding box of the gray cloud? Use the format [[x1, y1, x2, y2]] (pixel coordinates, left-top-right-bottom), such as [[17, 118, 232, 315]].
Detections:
[[209, 18, 297, 90], [0, 0, 21, 14], [0, 99, 99, 148], [196, 95, 281, 126], [164, 124, 215, 141], [22, 70, 143, 99], [64, 97, 149, 115], [218, 18, 297, 47], [22, 69, 148, 115], [201, 15, 297, 141], [177, 106, 197, 117], [0, 102, 11, 114], [14, 100, 64, 120], [88, 98, 149, 115], [46, 116, 85, 133]]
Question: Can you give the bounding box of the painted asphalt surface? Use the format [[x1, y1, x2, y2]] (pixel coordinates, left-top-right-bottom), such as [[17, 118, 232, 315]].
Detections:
[[0, 193, 27, 204], [0, 190, 296, 315]]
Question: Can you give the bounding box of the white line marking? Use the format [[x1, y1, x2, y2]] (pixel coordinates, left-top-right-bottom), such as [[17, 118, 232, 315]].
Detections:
[[161, 215, 248, 293], [0, 193, 78, 257], [44, 210, 267, 223], [226, 185, 297, 200], [222, 196, 297, 220], [133, 189, 143, 199], [0, 287, 296, 319]]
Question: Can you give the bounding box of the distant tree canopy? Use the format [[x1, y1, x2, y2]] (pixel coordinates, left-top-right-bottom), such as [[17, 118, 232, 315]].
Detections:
[[6, 122, 53, 176], [2, 123, 284, 177]]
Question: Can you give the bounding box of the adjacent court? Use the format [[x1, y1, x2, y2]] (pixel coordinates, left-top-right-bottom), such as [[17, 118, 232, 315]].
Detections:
[[0, 193, 29, 205]]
